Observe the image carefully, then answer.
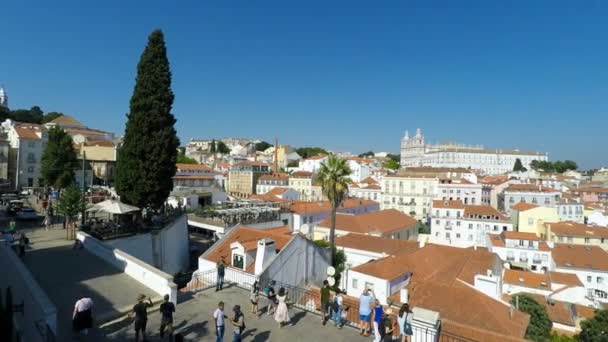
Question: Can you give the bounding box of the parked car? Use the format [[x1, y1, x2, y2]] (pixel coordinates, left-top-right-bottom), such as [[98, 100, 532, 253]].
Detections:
[[8, 200, 24, 215], [16, 207, 38, 220]]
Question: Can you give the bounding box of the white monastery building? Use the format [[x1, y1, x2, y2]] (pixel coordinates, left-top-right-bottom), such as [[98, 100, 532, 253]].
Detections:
[[400, 128, 548, 175]]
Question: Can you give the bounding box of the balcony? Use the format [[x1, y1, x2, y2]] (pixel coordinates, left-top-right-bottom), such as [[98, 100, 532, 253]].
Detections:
[[519, 258, 528, 263], [506, 256, 515, 261], [532, 259, 542, 264]]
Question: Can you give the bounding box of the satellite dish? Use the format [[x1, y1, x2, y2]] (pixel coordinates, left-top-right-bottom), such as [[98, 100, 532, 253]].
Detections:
[[327, 276, 336, 287], [327, 266, 336, 276]]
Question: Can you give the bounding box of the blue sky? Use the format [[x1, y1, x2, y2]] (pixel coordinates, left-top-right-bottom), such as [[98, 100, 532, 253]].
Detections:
[[2, 1, 607, 169]]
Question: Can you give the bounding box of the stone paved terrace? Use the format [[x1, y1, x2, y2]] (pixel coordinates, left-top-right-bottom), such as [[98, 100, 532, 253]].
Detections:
[[22, 228, 156, 341], [103, 285, 372, 341]]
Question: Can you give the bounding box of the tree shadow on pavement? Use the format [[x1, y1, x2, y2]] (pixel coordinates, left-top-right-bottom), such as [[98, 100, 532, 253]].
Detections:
[[176, 320, 209, 340]]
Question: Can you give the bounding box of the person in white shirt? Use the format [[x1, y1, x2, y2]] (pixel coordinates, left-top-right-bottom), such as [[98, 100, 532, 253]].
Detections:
[[72, 297, 94, 335], [213, 301, 227, 342], [332, 289, 344, 326]]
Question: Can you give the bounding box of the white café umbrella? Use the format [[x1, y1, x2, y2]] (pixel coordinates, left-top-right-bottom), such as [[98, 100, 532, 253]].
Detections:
[[87, 199, 140, 215]]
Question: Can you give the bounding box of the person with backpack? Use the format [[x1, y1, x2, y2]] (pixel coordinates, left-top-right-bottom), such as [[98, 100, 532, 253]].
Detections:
[[265, 281, 277, 315], [398, 303, 413, 342], [331, 289, 344, 326], [231, 305, 245, 342], [320, 280, 331, 325]]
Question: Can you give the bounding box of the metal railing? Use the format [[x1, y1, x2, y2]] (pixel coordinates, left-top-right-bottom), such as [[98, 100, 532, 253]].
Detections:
[[182, 268, 477, 342]]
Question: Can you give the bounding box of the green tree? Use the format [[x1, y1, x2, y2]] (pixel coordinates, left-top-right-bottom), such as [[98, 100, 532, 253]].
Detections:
[[386, 153, 400, 163], [358, 151, 374, 158], [255, 141, 273, 152], [56, 185, 86, 239], [384, 159, 400, 170], [10, 106, 44, 124], [209, 139, 216, 153], [41, 127, 78, 189], [296, 147, 329, 159], [317, 156, 352, 266], [513, 158, 527, 172], [115, 30, 180, 209], [511, 294, 552, 341], [216, 141, 230, 154], [563, 160, 578, 171], [579, 308, 607, 342], [42, 112, 64, 124], [314, 240, 346, 290], [176, 155, 197, 164]]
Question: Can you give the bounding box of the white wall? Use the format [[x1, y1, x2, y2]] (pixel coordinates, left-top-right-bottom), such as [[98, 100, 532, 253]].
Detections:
[[77, 232, 178, 304], [0, 243, 57, 340], [346, 270, 390, 305], [555, 267, 608, 304], [105, 215, 189, 275]]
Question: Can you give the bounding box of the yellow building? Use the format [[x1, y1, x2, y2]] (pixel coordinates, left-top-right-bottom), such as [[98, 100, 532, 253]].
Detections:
[[381, 173, 438, 220], [511, 202, 560, 237], [227, 161, 271, 199], [76, 140, 117, 185], [288, 171, 323, 202], [545, 221, 608, 251]]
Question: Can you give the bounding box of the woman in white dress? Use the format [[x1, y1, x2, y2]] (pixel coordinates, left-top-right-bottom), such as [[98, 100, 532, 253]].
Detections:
[[274, 287, 293, 328]]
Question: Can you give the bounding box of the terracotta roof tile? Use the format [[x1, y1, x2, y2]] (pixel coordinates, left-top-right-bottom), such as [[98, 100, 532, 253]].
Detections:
[[265, 187, 290, 196], [14, 126, 42, 140], [547, 221, 608, 239], [503, 269, 551, 290], [552, 243, 608, 272], [176, 163, 215, 171], [432, 200, 465, 209], [464, 205, 508, 220], [574, 187, 608, 194], [549, 271, 583, 287], [335, 234, 419, 256], [360, 177, 379, 185], [511, 202, 540, 211], [258, 173, 289, 181], [203, 226, 293, 270], [173, 175, 215, 180], [233, 161, 271, 167], [288, 198, 378, 215], [502, 231, 542, 241], [505, 184, 560, 193], [49, 114, 84, 127], [290, 171, 314, 178], [317, 209, 416, 235]]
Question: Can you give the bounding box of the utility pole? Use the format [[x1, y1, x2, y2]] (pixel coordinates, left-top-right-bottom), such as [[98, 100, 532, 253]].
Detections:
[[81, 150, 86, 225]]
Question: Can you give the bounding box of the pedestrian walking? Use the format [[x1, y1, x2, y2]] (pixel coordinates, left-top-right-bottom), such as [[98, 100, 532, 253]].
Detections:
[[216, 257, 226, 291], [18, 233, 27, 257], [358, 288, 374, 336], [250, 280, 260, 317], [131, 294, 153, 342], [231, 305, 245, 342], [159, 294, 175, 341], [72, 297, 94, 336], [320, 280, 330, 325], [213, 301, 227, 342], [43, 214, 51, 231], [331, 289, 344, 326], [398, 303, 413, 342], [265, 281, 277, 315], [372, 299, 384, 342], [274, 287, 293, 328]]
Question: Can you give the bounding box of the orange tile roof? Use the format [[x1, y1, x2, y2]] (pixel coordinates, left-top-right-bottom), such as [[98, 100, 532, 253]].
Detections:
[[552, 244, 608, 272], [432, 199, 465, 209], [574, 187, 608, 194], [258, 173, 289, 181], [287, 198, 378, 215], [203, 226, 293, 269], [233, 161, 271, 167], [464, 205, 508, 220], [64, 127, 109, 136], [83, 139, 114, 147], [511, 202, 540, 211], [173, 175, 215, 180], [574, 305, 597, 320], [176, 163, 215, 171], [440, 318, 528, 342], [49, 114, 84, 127], [510, 293, 575, 327], [480, 175, 509, 185], [360, 177, 379, 185], [502, 231, 542, 241], [549, 271, 583, 287], [503, 269, 551, 290], [505, 184, 559, 193], [265, 187, 290, 196], [489, 232, 550, 251], [547, 221, 608, 239], [290, 171, 313, 178], [14, 126, 41, 140], [335, 234, 419, 256], [305, 154, 328, 160], [317, 209, 417, 235]]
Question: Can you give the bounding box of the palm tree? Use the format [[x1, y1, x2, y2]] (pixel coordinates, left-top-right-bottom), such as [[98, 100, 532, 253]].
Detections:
[[317, 156, 352, 266]]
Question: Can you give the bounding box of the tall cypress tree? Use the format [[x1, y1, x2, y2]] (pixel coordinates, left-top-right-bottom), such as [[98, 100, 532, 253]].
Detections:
[[115, 30, 179, 209]]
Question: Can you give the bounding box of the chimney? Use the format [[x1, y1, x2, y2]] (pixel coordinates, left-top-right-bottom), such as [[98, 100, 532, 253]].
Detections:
[[254, 238, 277, 275], [419, 239, 425, 248], [400, 288, 409, 304]]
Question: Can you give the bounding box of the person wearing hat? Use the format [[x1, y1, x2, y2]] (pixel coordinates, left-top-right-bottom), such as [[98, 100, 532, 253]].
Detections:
[[231, 304, 245, 342], [131, 294, 153, 342]]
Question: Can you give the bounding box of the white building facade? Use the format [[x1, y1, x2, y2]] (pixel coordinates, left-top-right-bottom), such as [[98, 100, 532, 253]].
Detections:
[[381, 174, 438, 220], [400, 128, 548, 175]]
